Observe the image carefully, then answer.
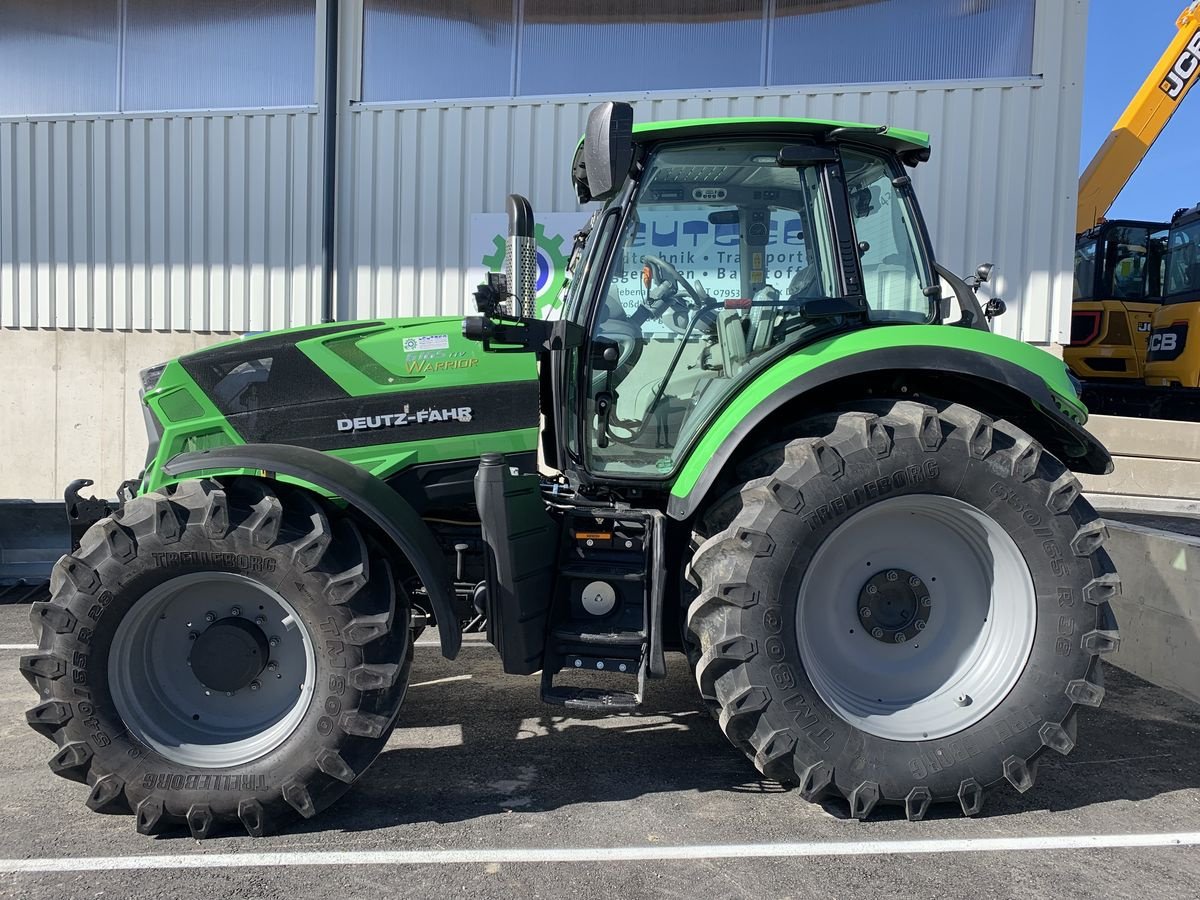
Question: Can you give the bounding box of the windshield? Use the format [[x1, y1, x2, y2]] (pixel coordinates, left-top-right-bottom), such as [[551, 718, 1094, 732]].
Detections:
[[1165, 218, 1200, 302], [1073, 237, 1098, 300], [840, 147, 934, 323], [583, 140, 843, 478]]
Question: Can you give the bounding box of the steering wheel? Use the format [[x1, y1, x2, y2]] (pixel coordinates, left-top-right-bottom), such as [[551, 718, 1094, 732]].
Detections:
[[642, 254, 707, 308]]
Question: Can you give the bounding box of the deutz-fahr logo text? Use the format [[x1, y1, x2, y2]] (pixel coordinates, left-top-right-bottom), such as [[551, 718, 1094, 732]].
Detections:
[[337, 406, 473, 432], [1161, 28, 1200, 99]]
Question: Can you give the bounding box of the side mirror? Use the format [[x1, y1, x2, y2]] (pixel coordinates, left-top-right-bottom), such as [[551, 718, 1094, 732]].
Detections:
[[580, 101, 634, 203], [506, 194, 537, 318]]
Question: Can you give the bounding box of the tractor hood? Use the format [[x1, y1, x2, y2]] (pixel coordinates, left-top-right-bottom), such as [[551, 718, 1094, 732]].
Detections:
[[137, 318, 539, 487]]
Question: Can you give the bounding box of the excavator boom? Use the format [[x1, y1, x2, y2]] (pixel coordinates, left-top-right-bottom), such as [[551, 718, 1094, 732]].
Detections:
[[1077, 2, 1200, 232]]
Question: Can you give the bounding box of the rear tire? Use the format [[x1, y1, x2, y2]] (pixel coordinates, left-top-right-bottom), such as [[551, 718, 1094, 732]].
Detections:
[[686, 400, 1120, 820], [23, 478, 412, 837]]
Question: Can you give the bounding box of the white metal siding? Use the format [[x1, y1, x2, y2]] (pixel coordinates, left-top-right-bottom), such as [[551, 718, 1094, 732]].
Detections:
[[0, 0, 1086, 345], [0, 109, 324, 332]]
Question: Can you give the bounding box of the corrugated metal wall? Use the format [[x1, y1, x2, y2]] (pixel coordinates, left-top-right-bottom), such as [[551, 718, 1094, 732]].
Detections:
[[0, 0, 1086, 346], [0, 109, 324, 332]]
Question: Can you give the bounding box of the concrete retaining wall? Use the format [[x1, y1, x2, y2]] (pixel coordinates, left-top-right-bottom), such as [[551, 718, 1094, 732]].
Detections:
[[1081, 415, 1200, 507], [1102, 521, 1200, 706], [0, 329, 231, 500]]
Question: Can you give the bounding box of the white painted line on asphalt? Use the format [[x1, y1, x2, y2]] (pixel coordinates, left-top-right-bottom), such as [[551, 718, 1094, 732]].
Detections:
[[2, 832, 1198, 873], [0, 640, 481, 649], [409, 674, 473, 687]]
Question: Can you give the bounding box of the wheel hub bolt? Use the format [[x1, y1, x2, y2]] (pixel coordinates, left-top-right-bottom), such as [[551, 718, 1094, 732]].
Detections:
[[188, 632, 198, 641], [894, 633, 907, 643], [886, 570, 899, 582], [921, 596, 932, 608], [204, 612, 216, 623], [859, 607, 872, 619], [225, 691, 234, 697], [915, 620, 927, 631], [231, 606, 242, 617], [866, 584, 878, 595], [871, 627, 885, 639], [269, 636, 280, 647], [255, 615, 266, 626], [267, 661, 279, 672], [908, 575, 921, 587], [249, 680, 261, 692]]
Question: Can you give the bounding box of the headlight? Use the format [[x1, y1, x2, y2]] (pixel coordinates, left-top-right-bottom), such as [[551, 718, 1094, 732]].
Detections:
[[139, 362, 167, 393]]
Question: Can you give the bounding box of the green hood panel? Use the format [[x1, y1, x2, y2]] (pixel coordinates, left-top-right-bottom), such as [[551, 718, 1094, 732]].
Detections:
[[141, 317, 539, 494]]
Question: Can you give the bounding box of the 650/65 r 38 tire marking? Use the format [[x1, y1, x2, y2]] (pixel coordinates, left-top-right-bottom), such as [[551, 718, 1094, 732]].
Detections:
[[22, 477, 413, 838], [685, 399, 1120, 821]]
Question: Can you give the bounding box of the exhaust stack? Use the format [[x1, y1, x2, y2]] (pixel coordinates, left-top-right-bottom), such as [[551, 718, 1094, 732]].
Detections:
[[505, 194, 537, 319]]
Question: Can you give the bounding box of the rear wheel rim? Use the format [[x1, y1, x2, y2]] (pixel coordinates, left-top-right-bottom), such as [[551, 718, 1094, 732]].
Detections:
[[796, 494, 1036, 742], [109, 572, 316, 767]]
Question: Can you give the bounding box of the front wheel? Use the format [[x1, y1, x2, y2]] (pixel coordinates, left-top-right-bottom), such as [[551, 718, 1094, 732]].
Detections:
[[686, 400, 1120, 820], [23, 478, 412, 837]]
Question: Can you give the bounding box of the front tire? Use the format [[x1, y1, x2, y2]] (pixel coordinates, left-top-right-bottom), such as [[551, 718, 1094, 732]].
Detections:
[[22, 478, 412, 837], [686, 400, 1120, 820]]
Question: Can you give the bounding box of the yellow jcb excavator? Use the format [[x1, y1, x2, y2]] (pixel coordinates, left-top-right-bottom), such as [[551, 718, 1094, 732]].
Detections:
[[1065, 2, 1199, 412]]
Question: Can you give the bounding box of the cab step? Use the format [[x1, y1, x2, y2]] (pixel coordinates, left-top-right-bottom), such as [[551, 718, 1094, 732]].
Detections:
[[551, 625, 646, 646], [540, 685, 641, 712]]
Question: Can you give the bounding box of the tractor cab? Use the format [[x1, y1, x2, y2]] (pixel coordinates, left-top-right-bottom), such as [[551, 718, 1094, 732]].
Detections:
[[466, 102, 996, 491]]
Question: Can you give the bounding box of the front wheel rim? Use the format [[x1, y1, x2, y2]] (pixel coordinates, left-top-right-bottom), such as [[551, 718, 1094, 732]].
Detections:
[[796, 494, 1037, 742], [109, 572, 316, 767]]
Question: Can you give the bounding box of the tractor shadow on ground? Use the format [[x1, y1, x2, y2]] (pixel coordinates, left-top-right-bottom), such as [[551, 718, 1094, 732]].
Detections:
[[303, 656, 1200, 834]]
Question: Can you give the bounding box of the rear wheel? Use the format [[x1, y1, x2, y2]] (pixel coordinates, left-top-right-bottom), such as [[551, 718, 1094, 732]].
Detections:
[[23, 478, 412, 837], [686, 400, 1121, 819]]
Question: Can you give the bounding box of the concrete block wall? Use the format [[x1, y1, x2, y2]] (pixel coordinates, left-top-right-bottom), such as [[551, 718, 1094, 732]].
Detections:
[[1080, 415, 1200, 507], [0, 330, 231, 500]]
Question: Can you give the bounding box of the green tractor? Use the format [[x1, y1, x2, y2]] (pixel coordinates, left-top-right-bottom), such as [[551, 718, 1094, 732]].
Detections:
[[23, 103, 1120, 837]]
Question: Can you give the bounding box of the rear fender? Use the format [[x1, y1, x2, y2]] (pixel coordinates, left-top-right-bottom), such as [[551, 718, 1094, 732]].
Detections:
[[668, 328, 1112, 521], [162, 442, 461, 659]]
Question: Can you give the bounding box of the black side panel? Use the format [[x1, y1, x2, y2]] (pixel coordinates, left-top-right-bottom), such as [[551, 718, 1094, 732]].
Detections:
[[386, 452, 537, 515], [228, 380, 540, 451], [667, 344, 1113, 521], [162, 443, 461, 659], [474, 454, 560, 675], [180, 324, 372, 415]]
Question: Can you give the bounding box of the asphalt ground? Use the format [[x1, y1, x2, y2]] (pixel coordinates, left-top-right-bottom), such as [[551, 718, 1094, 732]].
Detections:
[[1, 603, 1198, 899]]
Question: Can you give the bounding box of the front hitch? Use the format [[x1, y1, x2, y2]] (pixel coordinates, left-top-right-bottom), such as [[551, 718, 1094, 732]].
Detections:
[[64, 479, 121, 552]]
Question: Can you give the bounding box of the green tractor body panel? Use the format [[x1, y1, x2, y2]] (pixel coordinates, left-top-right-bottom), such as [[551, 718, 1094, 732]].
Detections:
[[140, 317, 538, 495], [666, 325, 1100, 518]]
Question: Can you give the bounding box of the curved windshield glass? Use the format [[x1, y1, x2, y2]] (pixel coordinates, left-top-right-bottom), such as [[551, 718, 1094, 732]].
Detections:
[[840, 147, 934, 323], [1074, 237, 1098, 300], [584, 140, 841, 477], [1165, 218, 1200, 302]]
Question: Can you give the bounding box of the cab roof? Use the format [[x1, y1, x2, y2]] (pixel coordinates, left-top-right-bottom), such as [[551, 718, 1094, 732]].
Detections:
[[632, 116, 931, 162]]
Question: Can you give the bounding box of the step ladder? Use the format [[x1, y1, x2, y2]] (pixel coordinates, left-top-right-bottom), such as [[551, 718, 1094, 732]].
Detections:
[[540, 508, 666, 711]]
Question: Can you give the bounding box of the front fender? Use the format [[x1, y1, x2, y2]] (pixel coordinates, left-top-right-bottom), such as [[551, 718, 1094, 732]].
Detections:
[[162, 442, 461, 660], [668, 325, 1111, 521]]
